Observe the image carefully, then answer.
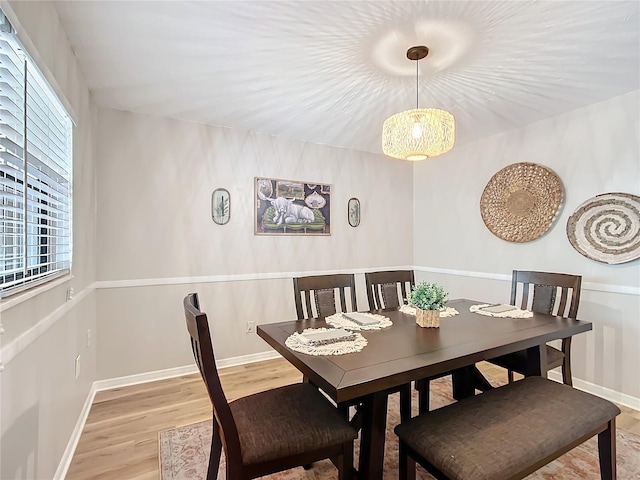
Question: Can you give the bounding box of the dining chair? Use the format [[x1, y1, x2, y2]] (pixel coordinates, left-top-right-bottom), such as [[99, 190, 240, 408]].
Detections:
[[488, 270, 582, 385], [293, 273, 357, 319], [184, 292, 357, 480], [292, 273, 412, 424], [365, 270, 415, 310]]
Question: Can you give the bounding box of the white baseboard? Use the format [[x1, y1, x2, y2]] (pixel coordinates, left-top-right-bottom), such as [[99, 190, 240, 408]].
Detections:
[[56, 350, 282, 478], [54, 383, 98, 480], [92, 364, 200, 392], [547, 370, 640, 411], [93, 350, 282, 392]]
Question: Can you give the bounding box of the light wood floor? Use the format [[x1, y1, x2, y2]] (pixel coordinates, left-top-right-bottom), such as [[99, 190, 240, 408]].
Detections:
[[65, 360, 640, 480]]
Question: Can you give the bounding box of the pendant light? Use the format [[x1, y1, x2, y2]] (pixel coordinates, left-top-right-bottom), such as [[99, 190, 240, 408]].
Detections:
[[382, 46, 455, 161]]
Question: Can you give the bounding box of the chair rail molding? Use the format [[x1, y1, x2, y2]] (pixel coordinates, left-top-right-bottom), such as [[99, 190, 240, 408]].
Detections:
[[0, 282, 96, 367], [414, 266, 639, 296], [94, 266, 638, 296], [93, 266, 416, 289]]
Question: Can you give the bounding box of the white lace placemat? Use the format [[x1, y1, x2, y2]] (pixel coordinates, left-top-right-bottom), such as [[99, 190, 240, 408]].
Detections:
[[325, 312, 392, 331], [285, 327, 368, 356], [399, 305, 459, 318], [470, 304, 533, 318]]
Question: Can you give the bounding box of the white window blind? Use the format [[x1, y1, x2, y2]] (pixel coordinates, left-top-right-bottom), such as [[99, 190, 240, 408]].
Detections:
[[0, 11, 73, 297]]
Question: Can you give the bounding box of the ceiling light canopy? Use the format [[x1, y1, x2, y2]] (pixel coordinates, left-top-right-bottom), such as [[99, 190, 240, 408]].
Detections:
[[382, 46, 455, 161]]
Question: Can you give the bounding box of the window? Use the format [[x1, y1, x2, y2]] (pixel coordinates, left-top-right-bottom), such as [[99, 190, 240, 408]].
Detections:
[[0, 12, 73, 297]]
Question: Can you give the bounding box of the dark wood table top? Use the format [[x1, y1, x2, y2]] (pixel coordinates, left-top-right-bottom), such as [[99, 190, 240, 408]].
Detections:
[[257, 298, 592, 404]]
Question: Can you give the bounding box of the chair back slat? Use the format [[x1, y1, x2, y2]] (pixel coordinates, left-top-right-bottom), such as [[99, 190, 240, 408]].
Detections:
[[381, 283, 401, 309], [293, 274, 357, 319], [316, 288, 337, 317], [338, 287, 348, 313], [557, 288, 569, 317], [399, 282, 411, 303], [365, 270, 415, 311], [532, 284, 556, 315], [520, 282, 530, 310], [303, 290, 314, 319], [183, 293, 242, 459], [510, 270, 582, 319], [371, 286, 383, 311]]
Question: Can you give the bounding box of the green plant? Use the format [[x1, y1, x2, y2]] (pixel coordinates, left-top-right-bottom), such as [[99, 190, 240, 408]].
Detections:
[[407, 282, 448, 311], [215, 196, 229, 219]]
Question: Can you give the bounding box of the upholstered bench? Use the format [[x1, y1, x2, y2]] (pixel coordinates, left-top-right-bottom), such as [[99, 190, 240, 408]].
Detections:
[[394, 376, 620, 480]]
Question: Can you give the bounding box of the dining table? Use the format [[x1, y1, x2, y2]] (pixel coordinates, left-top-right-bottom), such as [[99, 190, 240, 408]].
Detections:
[[257, 298, 592, 480]]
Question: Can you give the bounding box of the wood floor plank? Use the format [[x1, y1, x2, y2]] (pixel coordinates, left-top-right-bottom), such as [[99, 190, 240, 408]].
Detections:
[[65, 358, 639, 479], [66, 359, 300, 480]]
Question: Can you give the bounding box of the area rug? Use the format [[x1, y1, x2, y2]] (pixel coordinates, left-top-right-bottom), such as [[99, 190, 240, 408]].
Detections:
[[159, 376, 640, 479]]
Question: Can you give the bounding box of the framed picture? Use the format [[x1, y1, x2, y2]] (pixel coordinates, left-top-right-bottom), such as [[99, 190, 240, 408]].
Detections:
[[348, 197, 360, 227], [212, 188, 230, 225], [255, 177, 331, 235]]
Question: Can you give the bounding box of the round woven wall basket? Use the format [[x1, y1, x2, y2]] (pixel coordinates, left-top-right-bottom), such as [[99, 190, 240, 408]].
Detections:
[[566, 192, 640, 265], [480, 162, 564, 243]]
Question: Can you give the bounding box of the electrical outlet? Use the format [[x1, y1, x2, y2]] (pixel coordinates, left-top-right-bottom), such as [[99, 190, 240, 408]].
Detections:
[[246, 321, 255, 334], [86, 329, 91, 348], [75, 355, 81, 379], [66, 287, 74, 301]]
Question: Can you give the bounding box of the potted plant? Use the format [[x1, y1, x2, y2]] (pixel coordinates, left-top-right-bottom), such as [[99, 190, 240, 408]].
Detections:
[[407, 282, 448, 328]]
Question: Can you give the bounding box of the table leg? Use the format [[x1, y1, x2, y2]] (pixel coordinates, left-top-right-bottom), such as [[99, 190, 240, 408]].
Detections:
[[415, 379, 430, 414], [358, 392, 388, 480], [524, 344, 548, 377], [452, 365, 494, 400], [452, 367, 475, 400], [452, 368, 473, 400]]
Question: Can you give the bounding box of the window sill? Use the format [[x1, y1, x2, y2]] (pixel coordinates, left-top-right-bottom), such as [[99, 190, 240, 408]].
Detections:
[[0, 273, 73, 312]]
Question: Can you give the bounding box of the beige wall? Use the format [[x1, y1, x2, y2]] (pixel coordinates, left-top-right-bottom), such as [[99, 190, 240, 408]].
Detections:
[[0, 1, 97, 479], [413, 90, 640, 399], [95, 108, 414, 379]]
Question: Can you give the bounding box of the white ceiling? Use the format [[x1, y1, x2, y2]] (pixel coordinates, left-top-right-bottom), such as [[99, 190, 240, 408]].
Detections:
[[53, 1, 640, 156]]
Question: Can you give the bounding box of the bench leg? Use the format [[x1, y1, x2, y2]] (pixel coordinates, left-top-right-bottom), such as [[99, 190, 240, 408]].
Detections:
[[598, 419, 617, 480], [398, 441, 416, 480]]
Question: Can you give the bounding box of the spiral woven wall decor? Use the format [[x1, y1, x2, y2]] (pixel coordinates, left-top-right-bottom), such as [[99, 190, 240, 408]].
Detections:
[[480, 162, 564, 243], [566, 192, 640, 264]]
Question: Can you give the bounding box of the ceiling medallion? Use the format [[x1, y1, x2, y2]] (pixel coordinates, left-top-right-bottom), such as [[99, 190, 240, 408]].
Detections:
[[382, 46, 455, 161]]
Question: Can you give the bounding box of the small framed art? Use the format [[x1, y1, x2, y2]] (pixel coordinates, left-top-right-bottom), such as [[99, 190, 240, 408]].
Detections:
[[212, 188, 230, 225], [348, 197, 360, 227]]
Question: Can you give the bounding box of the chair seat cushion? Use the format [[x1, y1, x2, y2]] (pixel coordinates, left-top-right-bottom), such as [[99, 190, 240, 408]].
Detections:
[[230, 383, 357, 465], [490, 344, 564, 373], [394, 376, 620, 480]]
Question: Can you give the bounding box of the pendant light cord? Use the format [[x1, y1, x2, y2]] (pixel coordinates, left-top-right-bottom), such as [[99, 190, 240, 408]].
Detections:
[[415, 58, 419, 109]]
